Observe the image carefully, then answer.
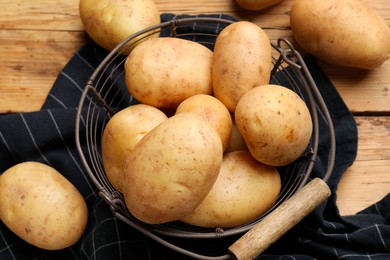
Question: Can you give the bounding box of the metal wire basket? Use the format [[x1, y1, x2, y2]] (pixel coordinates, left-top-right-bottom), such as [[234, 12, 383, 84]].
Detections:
[[75, 17, 336, 259]]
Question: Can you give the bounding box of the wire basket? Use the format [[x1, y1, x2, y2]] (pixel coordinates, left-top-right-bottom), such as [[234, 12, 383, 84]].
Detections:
[[75, 17, 336, 259]]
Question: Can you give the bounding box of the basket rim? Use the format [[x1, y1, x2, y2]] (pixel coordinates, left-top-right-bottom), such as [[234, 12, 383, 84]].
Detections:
[[89, 17, 236, 83]]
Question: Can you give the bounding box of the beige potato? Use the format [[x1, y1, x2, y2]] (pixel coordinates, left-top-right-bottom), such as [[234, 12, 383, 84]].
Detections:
[[123, 112, 223, 224], [235, 84, 312, 167], [235, 0, 284, 11], [290, 0, 390, 69], [176, 94, 232, 151], [101, 104, 168, 191], [125, 37, 214, 109], [181, 150, 281, 228], [0, 162, 88, 250], [212, 21, 272, 113], [225, 116, 248, 153], [79, 0, 160, 55]]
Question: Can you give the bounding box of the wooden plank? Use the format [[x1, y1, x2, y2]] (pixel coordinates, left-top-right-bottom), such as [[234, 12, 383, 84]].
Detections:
[[1, 0, 389, 113], [320, 62, 390, 113], [0, 0, 83, 30], [1, 0, 85, 112], [336, 116, 390, 216], [0, 29, 87, 113]]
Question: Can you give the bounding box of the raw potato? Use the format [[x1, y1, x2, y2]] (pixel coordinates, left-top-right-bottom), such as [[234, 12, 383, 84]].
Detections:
[[102, 104, 168, 191], [176, 94, 232, 151], [181, 150, 281, 228], [235, 84, 312, 167], [225, 117, 248, 153], [123, 113, 223, 224], [235, 0, 284, 11], [79, 0, 160, 55], [290, 0, 390, 69], [125, 37, 214, 109], [0, 162, 88, 250], [212, 21, 272, 113]]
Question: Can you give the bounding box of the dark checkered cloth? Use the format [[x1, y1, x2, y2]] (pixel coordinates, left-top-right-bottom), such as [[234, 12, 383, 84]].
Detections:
[[1, 14, 389, 259]]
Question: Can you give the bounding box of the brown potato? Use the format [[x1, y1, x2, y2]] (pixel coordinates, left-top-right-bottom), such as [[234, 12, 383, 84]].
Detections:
[[225, 116, 248, 153], [176, 94, 232, 151], [101, 104, 168, 191], [181, 150, 281, 228], [123, 113, 223, 224], [125, 37, 214, 109], [235, 84, 312, 166], [212, 21, 272, 112], [0, 162, 88, 250], [290, 0, 390, 69], [79, 0, 160, 55]]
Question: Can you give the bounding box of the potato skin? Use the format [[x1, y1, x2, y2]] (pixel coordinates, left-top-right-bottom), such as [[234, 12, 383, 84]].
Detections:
[[181, 150, 281, 228], [212, 21, 272, 113], [101, 104, 168, 191], [290, 0, 390, 69], [235, 0, 283, 11], [176, 94, 232, 151], [125, 37, 214, 109], [123, 113, 223, 224], [225, 117, 248, 153], [235, 85, 312, 167], [79, 0, 160, 55], [0, 162, 88, 250]]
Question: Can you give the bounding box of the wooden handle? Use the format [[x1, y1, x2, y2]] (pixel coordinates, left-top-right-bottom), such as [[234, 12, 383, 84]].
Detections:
[[228, 177, 331, 260]]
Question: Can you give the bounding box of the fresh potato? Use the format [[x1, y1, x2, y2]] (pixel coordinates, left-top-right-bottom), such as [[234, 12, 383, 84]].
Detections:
[[290, 0, 390, 69], [235, 0, 284, 11], [79, 0, 160, 55], [212, 21, 272, 113], [123, 112, 223, 224], [125, 37, 214, 109], [235, 84, 312, 167], [102, 104, 168, 192], [181, 150, 281, 228], [0, 162, 88, 250], [225, 116, 248, 153], [176, 94, 232, 151]]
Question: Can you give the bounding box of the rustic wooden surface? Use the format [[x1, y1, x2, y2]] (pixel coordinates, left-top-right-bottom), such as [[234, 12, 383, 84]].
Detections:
[[0, 0, 389, 216]]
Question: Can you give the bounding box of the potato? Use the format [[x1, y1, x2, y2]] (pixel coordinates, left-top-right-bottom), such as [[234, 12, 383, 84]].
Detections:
[[123, 112, 223, 224], [176, 94, 232, 151], [0, 162, 88, 250], [235, 0, 284, 11], [235, 84, 312, 167], [181, 150, 281, 228], [79, 0, 160, 55], [102, 104, 168, 191], [290, 0, 390, 69], [212, 21, 272, 113], [225, 117, 248, 153], [125, 37, 214, 109]]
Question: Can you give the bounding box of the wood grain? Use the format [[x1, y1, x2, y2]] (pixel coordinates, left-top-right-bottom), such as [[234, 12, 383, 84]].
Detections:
[[321, 62, 390, 113], [0, 0, 82, 30], [1, 0, 389, 113], [337, 116, 390, 216], [0, 0, 85, 113], [0, 29, 87, 113]]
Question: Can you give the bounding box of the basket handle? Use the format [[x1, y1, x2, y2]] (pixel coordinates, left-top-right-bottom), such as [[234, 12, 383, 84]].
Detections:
[[228, 177, 331, 260]]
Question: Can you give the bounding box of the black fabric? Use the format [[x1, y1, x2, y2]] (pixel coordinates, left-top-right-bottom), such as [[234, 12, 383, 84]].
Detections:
[[1, 13, 389, 259]]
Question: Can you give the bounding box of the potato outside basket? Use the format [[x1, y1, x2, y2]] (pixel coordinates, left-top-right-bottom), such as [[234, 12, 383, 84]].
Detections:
[[75, 17, 336, 259]]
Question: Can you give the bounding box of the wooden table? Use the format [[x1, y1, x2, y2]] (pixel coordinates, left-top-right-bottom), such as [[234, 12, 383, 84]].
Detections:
[[1, 0, 389, 216]]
